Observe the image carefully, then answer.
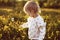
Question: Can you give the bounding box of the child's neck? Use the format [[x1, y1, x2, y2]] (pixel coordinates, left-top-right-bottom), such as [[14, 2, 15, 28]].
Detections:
[[31, 14, 38, 18]]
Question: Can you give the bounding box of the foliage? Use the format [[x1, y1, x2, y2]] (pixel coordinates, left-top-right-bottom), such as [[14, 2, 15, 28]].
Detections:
[[0, 9, 60, 40], [0, 0, 60, 40]]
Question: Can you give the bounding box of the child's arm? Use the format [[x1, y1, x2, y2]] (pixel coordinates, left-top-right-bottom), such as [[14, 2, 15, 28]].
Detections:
[[37, 15, 46, 31], [38, 22, 46, 32], [37, 22, 46, 34], [38, 22, 46, 39], [37, 16, 46, 39]]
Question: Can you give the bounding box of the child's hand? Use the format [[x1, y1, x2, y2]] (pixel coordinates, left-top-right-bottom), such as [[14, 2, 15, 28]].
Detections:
[[18, 26, 23, 31], [18, 25, 24, 30], [19, 25, 23, 28], [38, 26, 43, 32]]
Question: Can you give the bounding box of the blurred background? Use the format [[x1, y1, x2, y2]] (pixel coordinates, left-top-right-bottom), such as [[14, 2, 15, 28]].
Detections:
[[0, 0, 60, 40]]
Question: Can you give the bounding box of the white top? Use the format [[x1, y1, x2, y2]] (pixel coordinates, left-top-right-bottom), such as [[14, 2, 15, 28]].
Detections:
[[20, 15, 46, 40]]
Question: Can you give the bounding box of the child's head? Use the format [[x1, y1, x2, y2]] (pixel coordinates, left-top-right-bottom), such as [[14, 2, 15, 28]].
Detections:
[[23, 1, 41, 17]]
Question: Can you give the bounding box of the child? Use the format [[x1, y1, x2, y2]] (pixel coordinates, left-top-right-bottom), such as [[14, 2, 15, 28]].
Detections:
[[20, 1, 46, 40]]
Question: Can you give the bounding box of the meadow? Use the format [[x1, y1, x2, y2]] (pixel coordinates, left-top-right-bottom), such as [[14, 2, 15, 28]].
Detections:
[[0, 0, 60, 40]]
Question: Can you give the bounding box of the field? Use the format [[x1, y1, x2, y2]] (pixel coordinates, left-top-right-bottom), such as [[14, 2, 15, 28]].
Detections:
[[0, 8, 60, 40], [0, 0, 60, 40]]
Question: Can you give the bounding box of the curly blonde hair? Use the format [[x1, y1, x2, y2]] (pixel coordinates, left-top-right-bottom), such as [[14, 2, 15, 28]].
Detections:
[[23, 1, 41, 14]]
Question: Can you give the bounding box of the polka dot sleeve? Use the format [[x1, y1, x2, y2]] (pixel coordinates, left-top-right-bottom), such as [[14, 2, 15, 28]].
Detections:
[[37, 16, 46, 39], [37, 16, 46, 28], [20, 17, 33, 28]]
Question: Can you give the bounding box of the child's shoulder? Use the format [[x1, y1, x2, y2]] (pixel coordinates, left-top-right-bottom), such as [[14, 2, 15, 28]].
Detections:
[[27, 17, 33, 22], [36, 15, 44, 21]]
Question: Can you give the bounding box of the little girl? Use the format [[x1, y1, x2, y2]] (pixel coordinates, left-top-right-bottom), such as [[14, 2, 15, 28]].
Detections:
[[20, 1, 46, 40]]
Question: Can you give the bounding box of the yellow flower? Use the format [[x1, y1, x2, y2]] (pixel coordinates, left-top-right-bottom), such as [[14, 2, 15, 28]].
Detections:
[[0, 34, 2, 38], [3, 25, 9, 31]]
